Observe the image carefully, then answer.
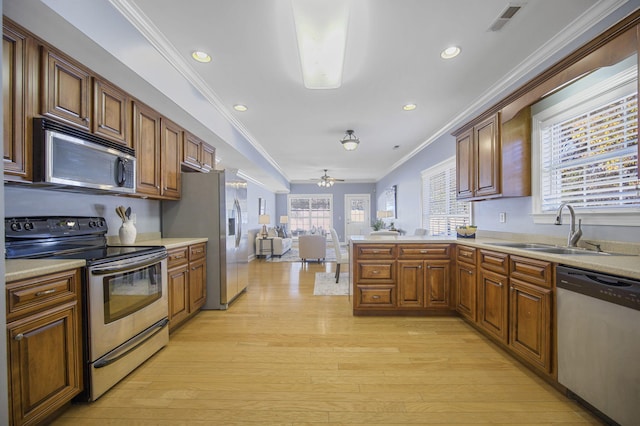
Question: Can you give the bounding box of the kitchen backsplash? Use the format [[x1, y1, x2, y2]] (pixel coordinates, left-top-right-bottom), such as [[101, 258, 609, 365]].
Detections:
[[4, 186, 161, 237]]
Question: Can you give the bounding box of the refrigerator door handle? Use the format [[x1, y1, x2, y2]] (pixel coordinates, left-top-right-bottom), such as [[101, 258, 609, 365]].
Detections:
[[235, 199, 242, 248]]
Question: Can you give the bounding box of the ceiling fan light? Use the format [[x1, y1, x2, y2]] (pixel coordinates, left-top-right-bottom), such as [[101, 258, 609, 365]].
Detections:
[[340, 129, 360, 151]]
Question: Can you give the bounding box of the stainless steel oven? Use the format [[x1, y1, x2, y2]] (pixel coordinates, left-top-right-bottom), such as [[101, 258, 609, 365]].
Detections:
[[5, 216, 169, 401], [86, 251, 168, 401]]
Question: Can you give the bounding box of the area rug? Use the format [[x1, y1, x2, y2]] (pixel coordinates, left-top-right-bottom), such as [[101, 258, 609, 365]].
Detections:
[[313, 272, 349, 295], [266, 246, 346, 263]]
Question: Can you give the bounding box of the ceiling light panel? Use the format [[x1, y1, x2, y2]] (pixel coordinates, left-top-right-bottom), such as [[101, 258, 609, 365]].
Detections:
[[292, 0, 350, 89]]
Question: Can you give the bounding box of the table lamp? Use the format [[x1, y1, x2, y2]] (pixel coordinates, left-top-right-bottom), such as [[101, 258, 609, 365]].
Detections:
[[259, 215, 270, 238]]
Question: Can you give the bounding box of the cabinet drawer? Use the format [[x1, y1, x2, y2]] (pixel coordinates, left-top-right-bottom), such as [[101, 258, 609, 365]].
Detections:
[[355, 244, 397, 259], [456, 245, 477, 264], [510, 256, 552, 288], [356, 285, 395, 307], [167, 247, 189, 268], [357, 262, 395, 283], [398, 244, 450, 259], [479, 249, 509, 274], [189, 243, 207, 261], [6, 269, 79, 321]]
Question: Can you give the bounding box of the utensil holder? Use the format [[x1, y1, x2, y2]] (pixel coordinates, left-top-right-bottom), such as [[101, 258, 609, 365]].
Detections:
[[119, 220, 137, 244]]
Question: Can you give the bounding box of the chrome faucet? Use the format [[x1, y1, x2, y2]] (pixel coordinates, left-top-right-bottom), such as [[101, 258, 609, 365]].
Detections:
[[554, 202, 582, 247]]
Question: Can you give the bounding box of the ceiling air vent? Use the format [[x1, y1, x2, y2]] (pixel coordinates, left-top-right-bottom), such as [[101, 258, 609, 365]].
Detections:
[[489, 3, 524, 31]]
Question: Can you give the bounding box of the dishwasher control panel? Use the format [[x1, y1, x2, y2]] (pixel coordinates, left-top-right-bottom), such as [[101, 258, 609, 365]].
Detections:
[[557, 265, 640, 311]]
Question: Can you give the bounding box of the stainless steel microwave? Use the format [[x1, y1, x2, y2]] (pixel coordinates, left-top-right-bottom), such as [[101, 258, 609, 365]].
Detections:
[[32, 118, 136, 194]]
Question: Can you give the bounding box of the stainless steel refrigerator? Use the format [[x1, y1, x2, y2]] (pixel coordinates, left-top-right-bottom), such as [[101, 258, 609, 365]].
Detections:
[[161, 170, 248, 309]]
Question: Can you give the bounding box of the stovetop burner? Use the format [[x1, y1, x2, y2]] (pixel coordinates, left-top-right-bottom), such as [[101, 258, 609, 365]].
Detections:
[[5, 216, 165, 264]]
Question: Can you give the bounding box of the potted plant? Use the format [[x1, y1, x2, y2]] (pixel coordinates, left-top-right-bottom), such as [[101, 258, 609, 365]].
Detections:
[[371, 218, 385, 231]]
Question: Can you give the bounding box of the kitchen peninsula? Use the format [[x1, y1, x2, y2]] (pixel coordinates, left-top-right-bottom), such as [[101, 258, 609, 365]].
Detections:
[[351, 234, 640, 314], [350, 233, 640, 389]]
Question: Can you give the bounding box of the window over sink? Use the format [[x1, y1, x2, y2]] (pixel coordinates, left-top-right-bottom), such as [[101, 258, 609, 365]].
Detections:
[[532, 54, 639, 226]]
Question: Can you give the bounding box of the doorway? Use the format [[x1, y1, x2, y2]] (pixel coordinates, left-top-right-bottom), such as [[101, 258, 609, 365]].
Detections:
[[344, 194, 370, 242]]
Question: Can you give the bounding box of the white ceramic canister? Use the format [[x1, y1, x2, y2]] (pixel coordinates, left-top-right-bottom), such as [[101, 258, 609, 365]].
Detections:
[[119, 220, 137, 244]]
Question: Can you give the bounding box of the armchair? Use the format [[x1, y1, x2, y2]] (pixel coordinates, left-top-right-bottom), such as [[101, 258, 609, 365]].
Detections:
[[298, 234, 326, 263]]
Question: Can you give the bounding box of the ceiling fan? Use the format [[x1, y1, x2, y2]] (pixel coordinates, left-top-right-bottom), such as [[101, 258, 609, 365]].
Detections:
[[315, 169, 344, 187]]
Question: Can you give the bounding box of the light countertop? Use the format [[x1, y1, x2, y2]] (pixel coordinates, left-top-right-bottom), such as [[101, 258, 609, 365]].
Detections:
[[5, 259, 86, 283], [6, 235, 208, 283]]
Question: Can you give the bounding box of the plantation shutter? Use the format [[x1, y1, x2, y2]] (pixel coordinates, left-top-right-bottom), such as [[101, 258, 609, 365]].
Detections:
[[422, 159, 470, 235], [539, 86, 639, 212]]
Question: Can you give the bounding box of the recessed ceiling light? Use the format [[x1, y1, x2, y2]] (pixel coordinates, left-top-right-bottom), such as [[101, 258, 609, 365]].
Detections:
[[233, 104, 248, 112], [191, 50, 211, 63], [403, 104, 417, 111], [440, 46, 461, 59]]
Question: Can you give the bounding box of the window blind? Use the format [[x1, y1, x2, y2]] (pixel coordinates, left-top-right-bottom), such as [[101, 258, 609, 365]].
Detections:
[[540, 92, 639, 211], [421, 158, 470, 235]]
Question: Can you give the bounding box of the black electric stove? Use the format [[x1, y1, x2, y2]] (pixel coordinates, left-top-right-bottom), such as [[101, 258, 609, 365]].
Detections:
[[5, 216, 164, 265]]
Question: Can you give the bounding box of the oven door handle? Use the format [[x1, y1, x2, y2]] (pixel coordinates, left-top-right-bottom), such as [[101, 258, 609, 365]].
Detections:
[[94, 318, 169, 369], [90, 252, 167, 275]]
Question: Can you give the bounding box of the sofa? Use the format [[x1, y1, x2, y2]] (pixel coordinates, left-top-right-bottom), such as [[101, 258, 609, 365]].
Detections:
[[255, 227, 292, 257]]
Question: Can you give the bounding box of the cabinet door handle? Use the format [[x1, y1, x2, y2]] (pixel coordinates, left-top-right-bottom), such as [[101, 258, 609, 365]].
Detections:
[[418, 265, 422, 269], [372, 270, 380, 274], [420, 250, 428, 254], [372, 295, 380, 299], [14, 334, 24, 341], [497, 283, 504, 288], [35, 289, 56, 297], [467, 270, 473, 275]]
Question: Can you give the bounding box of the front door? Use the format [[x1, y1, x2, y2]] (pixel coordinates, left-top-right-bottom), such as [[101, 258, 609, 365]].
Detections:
[[344, 194, 370, 242]]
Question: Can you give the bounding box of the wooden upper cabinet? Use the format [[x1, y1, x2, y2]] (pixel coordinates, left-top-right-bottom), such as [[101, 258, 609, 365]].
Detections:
[[474, 114, 500, 198], [456, 113, 501, 200], [455, 128, 474, 199], [455, 111, 531, 201], [160, 117, 182, 199], [132, 100, 161, 197], [201, 143, 215, 171], [93, 78, 130, 147], [131, 101, 183, 200], [183, 132, 201, 170], [183, 131, 215, 172], [3, 19, 35, 182], [41, 47, 91, 130]]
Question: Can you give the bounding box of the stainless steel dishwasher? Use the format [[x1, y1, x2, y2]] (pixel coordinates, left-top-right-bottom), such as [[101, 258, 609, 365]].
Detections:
[[556, 265, 640, 425]]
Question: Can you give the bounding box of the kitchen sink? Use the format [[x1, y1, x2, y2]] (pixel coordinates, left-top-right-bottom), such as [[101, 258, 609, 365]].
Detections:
[[487, 242, 555, 249], [487, 242, 634, 256]]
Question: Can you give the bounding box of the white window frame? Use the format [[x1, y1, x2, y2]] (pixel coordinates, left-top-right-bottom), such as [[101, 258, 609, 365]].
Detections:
[[531, 63, 639, 226], [286, 194, 333, 236], [421, 157, 472, 236]]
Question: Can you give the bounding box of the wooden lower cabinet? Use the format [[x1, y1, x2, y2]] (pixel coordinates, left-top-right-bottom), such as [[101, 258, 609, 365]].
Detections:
[[456, 261, 477, 321], [6, 269, 82, 426], [478, 268, 509, 343], [508, 255, 553, 374], [398, 260, 452, 309], [509, 278, 552, 373], [167, 243, 207, 331], [353, 243, 454, 314]]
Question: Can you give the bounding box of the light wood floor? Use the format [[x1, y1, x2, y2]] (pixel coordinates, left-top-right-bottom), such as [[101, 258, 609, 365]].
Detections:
[[53, 260, 602, 425]]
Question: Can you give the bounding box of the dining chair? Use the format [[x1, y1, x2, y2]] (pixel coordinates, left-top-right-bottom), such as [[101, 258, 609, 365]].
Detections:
[[330, 228, 349, 283]]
